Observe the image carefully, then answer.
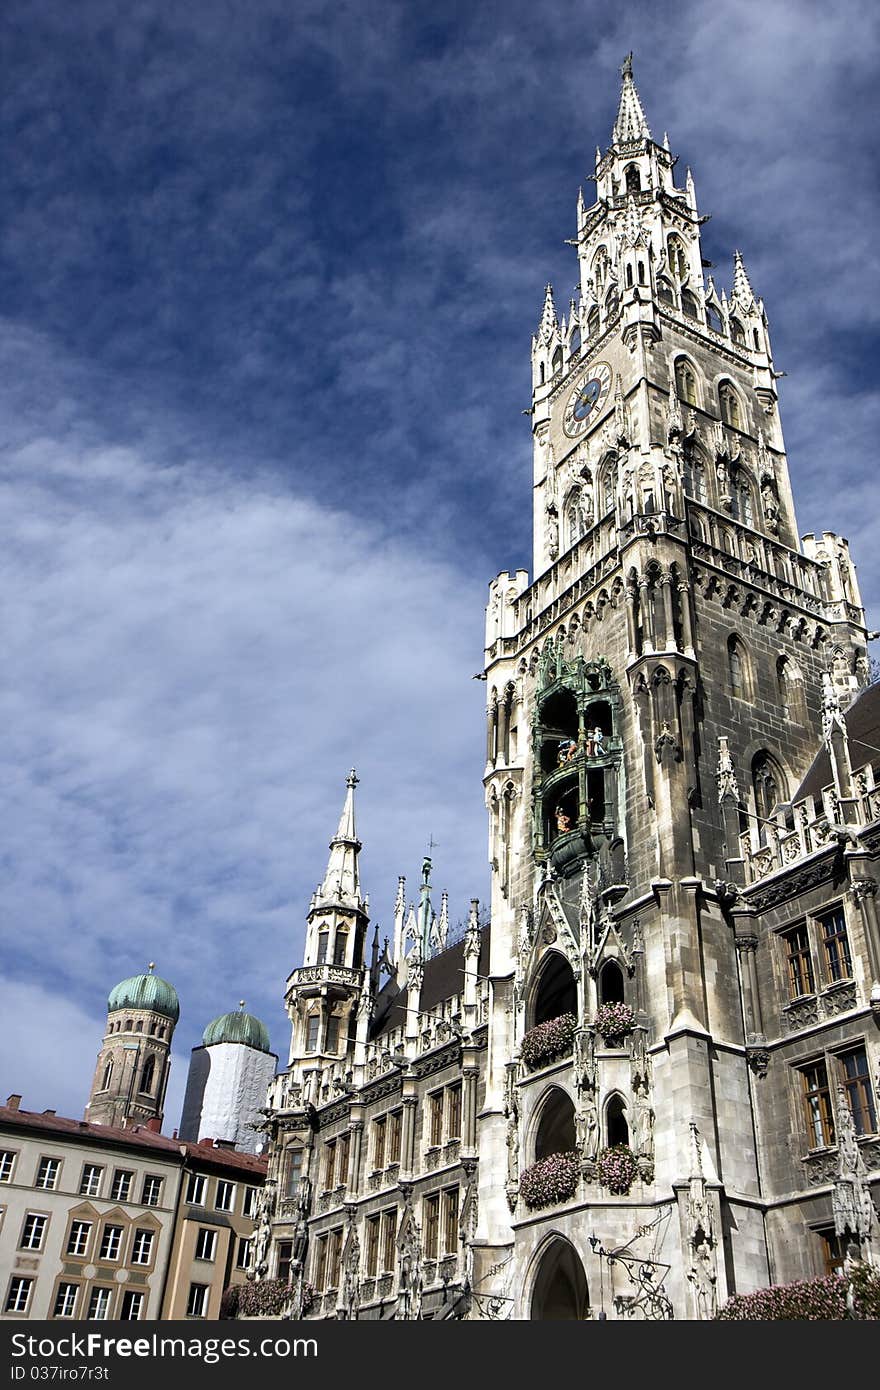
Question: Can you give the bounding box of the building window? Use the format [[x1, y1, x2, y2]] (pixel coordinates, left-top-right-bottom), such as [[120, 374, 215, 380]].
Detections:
[[111, 1169, 133, 1202], [87, 1287, 113, 1320], [388, 1109, 402, 1165], [668, 235, 688, 282], [186, 1283, 209, 1318], [324, 1140, 336, 1191], [195, 1228, 217, 1261], [333, 932, 348, 965], [316, 931, 329, 964], [337, 1133, 350, 1187], [381, 1210, 397, 1274], [674, 359, 697, 406], [0, 1151, 16, 1183], [119, 1290, 144, 1321], [36, 1157, 61, 1190], [447, 1084, 462, 1141], [66, 1220, 92, 1257], [783, 924, 815, 999], [443, 1188, 460, 1255], [186, 1173, 207, 1205], [140, 1054, 156, 1093], [215, 1181, 235, 1213], [314, 1234, 329, 1290], [681, 289, 700, 320], [20, 1213, 48, 1251], [800, 1061, 835, 1149], [819, 1229, 846, 1276], [429, 1092, 444, 1148], [423, 1194, 440, 1260], [5, 1277, 34, 1314], [305, 1014, 320, 1053], [819, 907, 852, 984], [99, 1224, 123, 1261], [325, 1015, 340, 1054], [131, 1229, 155, 1265], [373, 1116, 386, 1170], [839, 1047, 877, 1136], [277, 1239, 294, 1283], [719, 383, 742, 430], [242, 1186, 257, 1218], [236, 1237, 251, 1270], [366, 1216, 380, 1277], [285, 1149, 303, 1197], [141, 1174, 163, 1207], [101, 1060, 113, 1090], [53, 1283, 80, 1318], [727, 636, 747, 699], [80, 1164, 103, 1198], [327, 1227, 342, 1289]]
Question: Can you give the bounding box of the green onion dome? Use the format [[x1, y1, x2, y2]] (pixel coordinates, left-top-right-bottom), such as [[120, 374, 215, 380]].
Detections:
[[108, 965, 180, 1022], [202, 1004, 270, 1053]]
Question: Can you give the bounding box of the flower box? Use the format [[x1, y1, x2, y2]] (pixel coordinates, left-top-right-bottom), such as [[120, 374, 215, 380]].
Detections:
[[594, 1002, 635, 1044], [518, 1150, 580, 1210], [520, 1013, 577, 1071], [596, 1143, 638, 1195]]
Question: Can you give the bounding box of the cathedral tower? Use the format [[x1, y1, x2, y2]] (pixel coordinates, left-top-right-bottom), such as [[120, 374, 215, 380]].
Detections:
[[477, 56, 871, 1317], [85, 965, 178, 1130]]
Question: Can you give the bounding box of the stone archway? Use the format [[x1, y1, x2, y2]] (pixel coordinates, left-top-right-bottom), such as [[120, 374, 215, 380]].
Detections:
[[530, 1237, 589, 1320]]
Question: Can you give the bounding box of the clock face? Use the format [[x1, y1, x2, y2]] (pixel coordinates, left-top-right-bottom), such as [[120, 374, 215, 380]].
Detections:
[[562, 362, 613, 437]]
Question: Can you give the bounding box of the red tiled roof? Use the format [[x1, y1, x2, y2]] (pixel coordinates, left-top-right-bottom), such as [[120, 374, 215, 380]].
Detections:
[[0, 1106, 267, 1175]]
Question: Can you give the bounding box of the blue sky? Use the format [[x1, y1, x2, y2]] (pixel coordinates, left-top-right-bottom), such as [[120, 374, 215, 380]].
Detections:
[[1, 0, 878, 1127]]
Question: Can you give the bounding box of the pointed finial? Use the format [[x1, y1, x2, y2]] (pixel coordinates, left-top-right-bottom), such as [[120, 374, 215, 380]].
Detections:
[[732, 250, 756, 310], [621, 52, 633, 79], [538, 283, 558, 343], [238, 1000, 246, 1011], [148, 962, 155, 973], [614, 53, 651, 143], [346, 768, 359, 789]]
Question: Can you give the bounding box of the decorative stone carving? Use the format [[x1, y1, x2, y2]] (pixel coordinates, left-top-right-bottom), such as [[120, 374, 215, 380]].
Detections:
[[685, 1123, 718, 1320], [782, 997, 820, 1033], [833, 1085, 880, 1261]]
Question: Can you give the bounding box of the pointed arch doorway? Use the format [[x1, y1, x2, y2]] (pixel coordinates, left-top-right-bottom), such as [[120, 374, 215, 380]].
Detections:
[[530, 1237, 589, 1320]]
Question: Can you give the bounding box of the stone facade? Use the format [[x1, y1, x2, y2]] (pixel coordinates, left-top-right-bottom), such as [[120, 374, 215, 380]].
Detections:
[[256, 58, 879, 1320]]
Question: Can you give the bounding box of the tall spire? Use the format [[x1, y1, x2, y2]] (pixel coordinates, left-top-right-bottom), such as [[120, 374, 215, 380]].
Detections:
[[731, 250, 757, 311], [613, 53, 651, 145], [318, 769, 362, 906]]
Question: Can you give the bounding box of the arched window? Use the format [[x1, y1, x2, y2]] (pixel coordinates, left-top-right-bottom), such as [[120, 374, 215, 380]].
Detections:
[[532, 952, 578, 1028], [719, 382, 742, 429], [605, 288, 619, 318], [530, 1239, 589, 1321], [681, 289, 700, 320], [566, 489, 589, 548], [317, 931, 329, 964], [140, 1054, 155, 1094], [601, 465, 616, 515], [625, 163, 641, 193], [706, 304, 723, 333], [333, 931, 348, 965], [599, 959, 625, 1004], [736, 473, 754, 527], [730, 317, 746, 346], [592, 248, 609, 296], [534, 1087, 576, 1162], [569, 328, 581, 356], [605, 1094, 629, 1147], [752, 752, 787, 842], [668, 235, 688, 281], [552, 347, 563, 376], [101, 1059, 113, 1091], [657, 278, 675, 307], [637, 260, 646, 286], [682, 447, 708, 503], [587, 306, 600, 337], [135, 1021, 143, 1033], [777, 656, 793, 720], [674, 359, 697, 406], [727, 635, 748, 698], [626, 263, 634, 288]]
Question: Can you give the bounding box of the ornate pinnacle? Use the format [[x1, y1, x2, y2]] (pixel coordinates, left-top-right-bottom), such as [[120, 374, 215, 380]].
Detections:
[[821, 670, 847, 743], [667, 382, 683, 441], [732, 250, 756, 310], [716, 736, 740, 804], [538, 283, 558, 344], [614, 53, 651, 144], [346, 768, 359, 789]]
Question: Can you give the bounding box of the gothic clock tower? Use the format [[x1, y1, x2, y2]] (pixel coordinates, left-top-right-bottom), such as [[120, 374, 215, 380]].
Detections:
[[476, 56, 870, 1316]]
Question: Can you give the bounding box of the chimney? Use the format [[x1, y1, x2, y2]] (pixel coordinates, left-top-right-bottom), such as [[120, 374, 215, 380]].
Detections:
[[42, 1109, 56, 1117], [145, 1118, 162, 1133], [198, 1137, 214, 1148], [6, 1095, 21, 1112]]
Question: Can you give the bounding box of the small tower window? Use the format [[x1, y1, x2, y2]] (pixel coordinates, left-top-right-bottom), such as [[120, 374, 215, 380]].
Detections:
[[140, 1055, 155, 1095], [325, 1016, 340, 1054], [626, 263, 634, 288], [599, 959, 625, 1005], [587, 306, 600, 336], [668, 235, 688, 282], [592, 248, 609, 295], [680, 289, 700, 320], [333, 932, 348, 966], [551, 347, 563, 376], [753, 327, 761, 350], [101, 1059, 113, 1091], [730, 317, 746, 346], [637, 260, 646, 285], [657, 278, 675, 307], [706, 304, 723, 333], [675, 359, 697, 406], [719, 383, 742, 429], [752, 752, 786, 844], [539, 361, 545, 385], [625, 163, 641, 193], [727, 635, 748, 698], [606, 1095, 629, 1146], [305, 1014, 320, 1053], [316, 931, 329, 964]]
